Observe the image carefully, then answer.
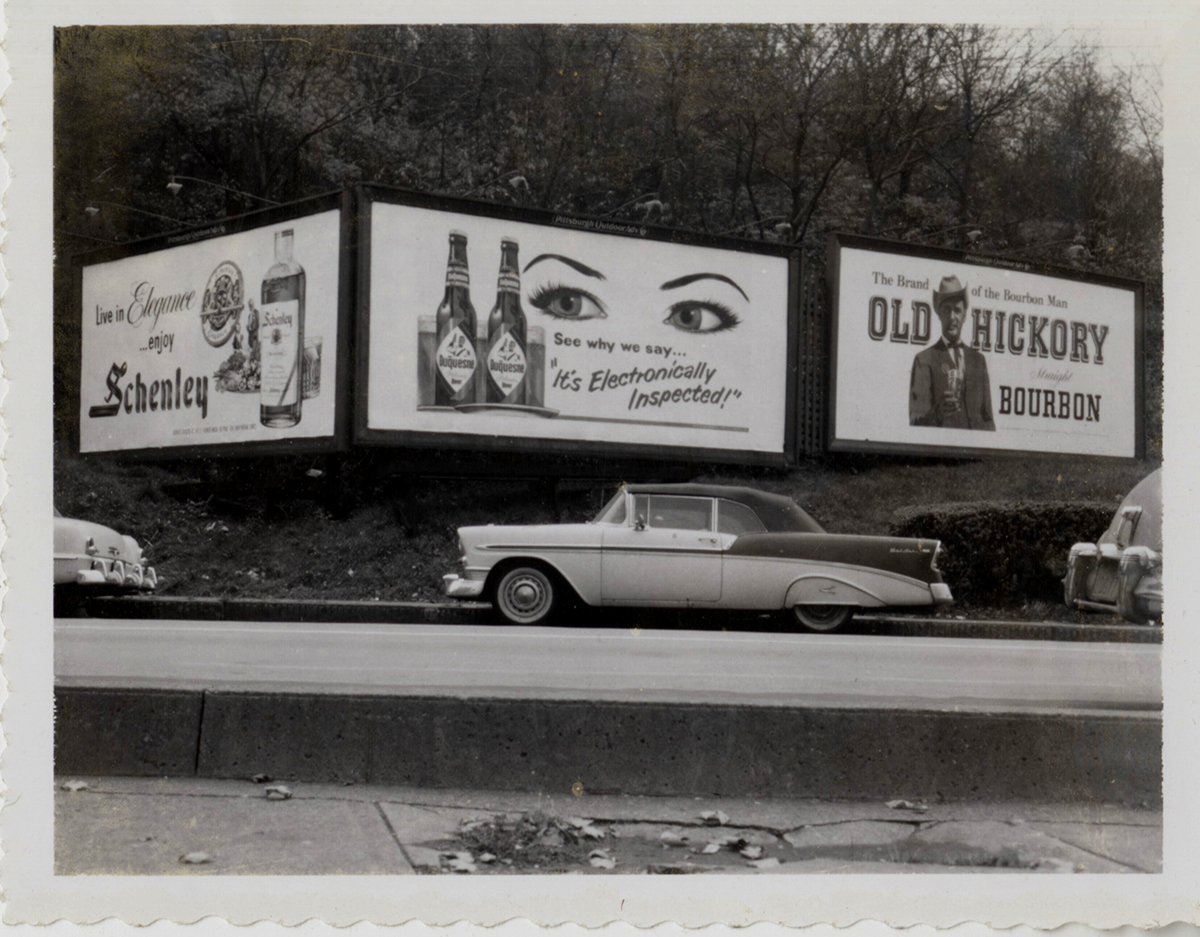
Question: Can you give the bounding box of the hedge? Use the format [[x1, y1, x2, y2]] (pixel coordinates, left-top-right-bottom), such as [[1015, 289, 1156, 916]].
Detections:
[[889, 501, 1116, 607]]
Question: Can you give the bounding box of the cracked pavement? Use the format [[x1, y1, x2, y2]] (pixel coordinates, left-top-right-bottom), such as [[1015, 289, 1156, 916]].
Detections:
[[55, 776, 1161, 875]]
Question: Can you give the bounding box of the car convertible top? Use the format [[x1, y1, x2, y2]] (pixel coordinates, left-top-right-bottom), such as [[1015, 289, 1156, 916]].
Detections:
[[621, 483, 824, 534]]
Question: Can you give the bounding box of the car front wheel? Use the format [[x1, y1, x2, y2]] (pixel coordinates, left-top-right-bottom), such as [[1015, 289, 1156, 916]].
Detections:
[[494, 565, 558, 625], [792, 604, 855, 633]]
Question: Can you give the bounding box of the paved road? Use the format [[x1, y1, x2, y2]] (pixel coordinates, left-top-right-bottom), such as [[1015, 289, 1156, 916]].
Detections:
[[55, 618, 1161, 714]]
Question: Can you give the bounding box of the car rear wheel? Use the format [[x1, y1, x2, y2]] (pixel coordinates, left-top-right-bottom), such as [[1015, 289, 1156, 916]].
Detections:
[[494, 565, 558, 625], [792, 604, 855, 633]]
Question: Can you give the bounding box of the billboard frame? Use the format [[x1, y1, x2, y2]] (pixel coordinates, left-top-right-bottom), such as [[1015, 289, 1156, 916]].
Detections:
[[355, 184, 801, 468], [70, 190, 356, 461], [825, 232, 1146, 461]]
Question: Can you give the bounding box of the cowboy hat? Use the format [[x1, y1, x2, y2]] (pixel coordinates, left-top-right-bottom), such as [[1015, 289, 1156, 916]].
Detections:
[[933, 275, 968, 310]]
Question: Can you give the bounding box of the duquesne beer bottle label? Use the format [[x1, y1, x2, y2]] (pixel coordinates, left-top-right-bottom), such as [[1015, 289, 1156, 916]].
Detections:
[[487, 328, 527, 398], [436, 322, 478, 394]]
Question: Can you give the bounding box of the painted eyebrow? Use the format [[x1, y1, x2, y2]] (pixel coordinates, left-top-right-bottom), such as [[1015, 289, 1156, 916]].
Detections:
[[523, 254, 606, 280], [660, 273, 749, 301]]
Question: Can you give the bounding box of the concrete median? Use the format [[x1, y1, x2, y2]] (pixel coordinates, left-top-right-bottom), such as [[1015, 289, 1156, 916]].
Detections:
[[56, 686, 1161, 807]]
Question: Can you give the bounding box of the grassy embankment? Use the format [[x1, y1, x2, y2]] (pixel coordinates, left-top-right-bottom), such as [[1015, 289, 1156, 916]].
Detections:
[[54, 449, 1154, 619]]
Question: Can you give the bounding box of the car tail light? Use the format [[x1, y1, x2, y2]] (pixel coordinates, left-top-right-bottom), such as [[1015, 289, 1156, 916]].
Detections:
[[85, 537, 99, 556], [931, 542, 943, 573]]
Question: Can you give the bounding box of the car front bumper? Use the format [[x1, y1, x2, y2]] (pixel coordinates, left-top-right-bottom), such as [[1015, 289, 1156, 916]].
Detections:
[[442, 573, 486, 599]]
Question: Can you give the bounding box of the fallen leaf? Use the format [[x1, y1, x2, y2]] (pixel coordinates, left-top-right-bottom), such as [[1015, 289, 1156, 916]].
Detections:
[[445, 851, 477, 873], [566, 817, 593, 829], [251, 773, 273, 784], [580, 824, 605, 839], [699, 810, 730, 826], [739, 845, 764, 859], [885, 799, 928, 813], [264, 785, 292, 800], [179, 852, 212, 865], [659, 831, 688, 847], [59, 780, 89, 792], [701, 843, 721, 855], [589, 855, 616, 869], [477, 852, 497, 864], [1007, 817, 1027, 826], [749, 857, 781, 869], [1037, 857, 1077, 874]]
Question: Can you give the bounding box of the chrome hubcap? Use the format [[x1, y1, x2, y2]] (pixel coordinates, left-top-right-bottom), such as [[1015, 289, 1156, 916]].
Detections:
[[511, 580, 542, 611]]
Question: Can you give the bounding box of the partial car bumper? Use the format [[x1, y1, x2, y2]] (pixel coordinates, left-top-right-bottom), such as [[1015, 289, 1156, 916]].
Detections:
[[72, 559, 157, 591], [443, 573, 486, 599], [931, 582, 953, 605]]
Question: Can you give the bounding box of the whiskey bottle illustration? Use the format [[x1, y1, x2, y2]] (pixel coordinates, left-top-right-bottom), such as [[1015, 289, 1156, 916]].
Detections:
[[260, 228, 305, 427], [486, 238, 528, 405], [434, 231, 479, 406]]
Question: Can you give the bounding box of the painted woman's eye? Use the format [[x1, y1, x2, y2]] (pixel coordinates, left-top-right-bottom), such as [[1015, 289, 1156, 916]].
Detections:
[[664, 301, 740, 333], [528, 284, 608, 320]]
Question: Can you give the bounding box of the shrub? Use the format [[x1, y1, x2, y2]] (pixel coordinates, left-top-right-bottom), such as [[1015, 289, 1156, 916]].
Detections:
[[890, 501, 1116, 607]]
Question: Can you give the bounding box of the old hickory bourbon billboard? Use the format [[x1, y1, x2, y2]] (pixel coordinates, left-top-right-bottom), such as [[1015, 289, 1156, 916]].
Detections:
[[828, 235, 1143, 458], [361, 192, 795, 463], [79, 202, 344, 455]]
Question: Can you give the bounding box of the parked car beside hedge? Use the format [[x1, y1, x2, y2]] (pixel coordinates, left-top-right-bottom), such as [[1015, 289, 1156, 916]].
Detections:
[[1064, 468, 1162, 625], [444, 482, 952, 631]]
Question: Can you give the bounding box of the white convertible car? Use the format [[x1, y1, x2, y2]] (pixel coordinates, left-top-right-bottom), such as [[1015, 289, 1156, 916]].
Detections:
[[444, 483, 952, 631]]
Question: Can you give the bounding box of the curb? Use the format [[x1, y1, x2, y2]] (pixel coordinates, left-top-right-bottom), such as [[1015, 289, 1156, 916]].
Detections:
[[81, 595, 1160, 643], [54, 686, 1161, 807]]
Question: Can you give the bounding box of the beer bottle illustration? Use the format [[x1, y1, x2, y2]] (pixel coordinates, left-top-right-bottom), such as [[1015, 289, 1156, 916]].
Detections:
[[434, 230, 479, 406], [486, 238, 528, 405], [259, 228, 305, 427]]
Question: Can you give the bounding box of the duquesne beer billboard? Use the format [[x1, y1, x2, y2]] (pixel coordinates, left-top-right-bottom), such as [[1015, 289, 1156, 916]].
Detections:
[[76, 193, 353, 457], [357, 187, 800, 465], [827, 234, 1145, 459]]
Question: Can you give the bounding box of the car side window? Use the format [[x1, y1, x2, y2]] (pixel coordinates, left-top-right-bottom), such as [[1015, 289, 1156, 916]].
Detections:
[[718, 499, 767, 535], [645, 496, 713, 532]]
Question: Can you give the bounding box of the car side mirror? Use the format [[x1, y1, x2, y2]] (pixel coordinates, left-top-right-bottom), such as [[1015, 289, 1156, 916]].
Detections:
[[634, 514, 646, 531]]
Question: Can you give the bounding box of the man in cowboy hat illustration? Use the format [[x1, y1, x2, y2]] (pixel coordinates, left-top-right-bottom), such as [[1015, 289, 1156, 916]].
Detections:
[[909, 275, 996, 430]]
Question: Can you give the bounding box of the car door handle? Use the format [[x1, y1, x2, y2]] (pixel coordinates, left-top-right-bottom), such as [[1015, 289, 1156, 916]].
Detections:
[[702, 537, 718, 545]]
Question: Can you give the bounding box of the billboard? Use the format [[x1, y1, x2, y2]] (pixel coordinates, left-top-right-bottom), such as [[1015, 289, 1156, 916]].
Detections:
[[77, 193, 351, 456], [827, 234, 1144, 459], [358, 188, 798, 465]]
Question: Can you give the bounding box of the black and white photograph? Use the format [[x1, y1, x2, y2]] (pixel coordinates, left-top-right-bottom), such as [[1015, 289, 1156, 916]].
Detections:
[[3, 2, 1198, 931]]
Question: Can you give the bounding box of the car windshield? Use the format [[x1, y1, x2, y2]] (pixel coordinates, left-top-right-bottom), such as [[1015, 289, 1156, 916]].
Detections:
[[591, 490, 628, 525]]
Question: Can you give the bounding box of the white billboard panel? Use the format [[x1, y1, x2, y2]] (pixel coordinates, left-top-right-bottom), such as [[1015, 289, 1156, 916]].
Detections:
[[364, 198, 793, 460], [79, 207, 343, 454], [830, 239, 1142, 458]]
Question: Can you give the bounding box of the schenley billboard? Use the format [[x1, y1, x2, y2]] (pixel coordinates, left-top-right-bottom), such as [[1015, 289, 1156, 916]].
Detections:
[[78, 201, 345, 455], [828, 234, 1144, 458], [360, 190, 797, 463]]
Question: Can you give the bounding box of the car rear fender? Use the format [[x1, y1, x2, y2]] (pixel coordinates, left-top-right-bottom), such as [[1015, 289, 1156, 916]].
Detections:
[[784, 575, 885, 609]]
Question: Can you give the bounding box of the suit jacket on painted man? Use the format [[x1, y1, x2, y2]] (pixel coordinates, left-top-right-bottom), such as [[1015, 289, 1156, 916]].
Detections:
[[909, 338, 996, 430]]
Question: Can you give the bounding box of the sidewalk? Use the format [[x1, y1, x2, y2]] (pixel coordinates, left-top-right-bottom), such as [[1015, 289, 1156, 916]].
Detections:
[[54, 775, 1161, 875]]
